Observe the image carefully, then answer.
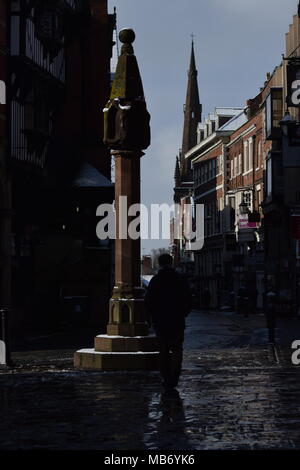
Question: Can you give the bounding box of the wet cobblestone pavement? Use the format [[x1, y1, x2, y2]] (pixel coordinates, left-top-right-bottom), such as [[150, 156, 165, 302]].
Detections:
[[0, 311, 300, 450]]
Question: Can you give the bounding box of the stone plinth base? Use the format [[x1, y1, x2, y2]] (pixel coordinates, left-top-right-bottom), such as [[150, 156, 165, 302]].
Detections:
[[107, 323, 148, 337], [74, 349, 159, 370], [95, 334, 158, 352]]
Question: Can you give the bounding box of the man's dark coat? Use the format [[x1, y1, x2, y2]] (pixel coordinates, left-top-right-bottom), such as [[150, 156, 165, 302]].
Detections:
[[144, 267, 192, 336]]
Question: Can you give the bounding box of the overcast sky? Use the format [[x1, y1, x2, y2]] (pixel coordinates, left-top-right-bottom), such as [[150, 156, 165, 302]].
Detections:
[[108, 0, 298, 253]]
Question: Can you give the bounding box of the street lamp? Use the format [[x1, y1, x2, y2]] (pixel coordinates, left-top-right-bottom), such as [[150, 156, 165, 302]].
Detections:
[[280, 110, 296, 137]]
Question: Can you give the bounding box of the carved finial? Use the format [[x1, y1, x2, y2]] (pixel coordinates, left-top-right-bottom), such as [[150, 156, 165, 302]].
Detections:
[[103, 27, 150, 150], [119, 28, 135, 55]]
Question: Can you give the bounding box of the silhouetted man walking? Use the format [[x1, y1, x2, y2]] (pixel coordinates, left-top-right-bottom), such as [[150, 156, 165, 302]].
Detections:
[[145, 254, 192, 389]]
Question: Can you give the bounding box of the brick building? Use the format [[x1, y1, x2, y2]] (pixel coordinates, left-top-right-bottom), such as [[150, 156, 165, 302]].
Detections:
[[262, 12, 300, 315], [176, 3, 300, 314], [187, 107, 247, 308], [225, 101, 265, 311]]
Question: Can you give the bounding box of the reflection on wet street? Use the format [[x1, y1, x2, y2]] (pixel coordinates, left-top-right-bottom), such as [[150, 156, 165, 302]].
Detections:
[[0, 364, 300, 450], [0, 310, 300, 450]]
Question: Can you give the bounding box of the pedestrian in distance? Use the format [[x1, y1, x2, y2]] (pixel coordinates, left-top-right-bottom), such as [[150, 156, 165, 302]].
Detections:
[[145, 253, 192, 390]]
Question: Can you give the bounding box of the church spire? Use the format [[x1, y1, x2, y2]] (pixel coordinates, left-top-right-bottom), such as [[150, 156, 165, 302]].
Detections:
[[181, 39, 202, 178], [174, 155, 180, 187]]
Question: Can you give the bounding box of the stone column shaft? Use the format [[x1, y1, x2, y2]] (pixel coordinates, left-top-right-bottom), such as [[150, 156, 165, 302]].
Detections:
[[114, 152, 142, 291]]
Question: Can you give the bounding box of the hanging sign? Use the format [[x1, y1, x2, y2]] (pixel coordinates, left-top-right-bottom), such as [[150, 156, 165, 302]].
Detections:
[[239, 214, 257, 229]]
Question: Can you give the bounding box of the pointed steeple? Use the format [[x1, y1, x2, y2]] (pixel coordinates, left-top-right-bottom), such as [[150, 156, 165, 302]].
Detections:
[[181, 39, 202, 178], [174, 155, 180, 187]]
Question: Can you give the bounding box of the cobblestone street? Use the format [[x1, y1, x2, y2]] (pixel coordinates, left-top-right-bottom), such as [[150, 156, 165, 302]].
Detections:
[[0, 310, 300, 450]]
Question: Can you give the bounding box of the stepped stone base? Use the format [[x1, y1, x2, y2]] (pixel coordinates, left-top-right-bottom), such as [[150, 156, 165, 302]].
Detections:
[[94, 334, 158, 352], [74, 349, 160, 370]]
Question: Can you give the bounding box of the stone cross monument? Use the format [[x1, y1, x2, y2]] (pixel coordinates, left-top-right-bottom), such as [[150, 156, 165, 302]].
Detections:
[[74, 29, 159, 370]]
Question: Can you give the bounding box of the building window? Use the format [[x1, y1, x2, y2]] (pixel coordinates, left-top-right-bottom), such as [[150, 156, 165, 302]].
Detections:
[[229, 196, 236, 231], [212, 158, 216, 177], [266, 93, 272, 138], [257, 141, 262, 168], [257, 189, 262, 209], [234, 156, 238, 177], [238, 154, 242, 174], [265, 88, 283, 140], [230, 160, 234, 179], [205, 163, 208, 181], [248, 137, 253, 170], [209, 160, 215, 179], [243, 140, 249, 172], [205, 124, 209, 138], [244, 191, 252, 210], [201, 165, 204, 183]]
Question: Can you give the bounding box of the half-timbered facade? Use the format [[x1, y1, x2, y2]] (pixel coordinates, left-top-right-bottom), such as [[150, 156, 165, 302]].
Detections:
[[4, 0, 116, 333], [0, 0, 11, 313], [10, 0, 82, 168]]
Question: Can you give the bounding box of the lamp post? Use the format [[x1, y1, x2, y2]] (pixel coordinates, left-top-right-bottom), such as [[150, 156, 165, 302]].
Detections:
[[74, 29, 159, 370], [239, 193, 249, 215], [280, 110, 297, 137]]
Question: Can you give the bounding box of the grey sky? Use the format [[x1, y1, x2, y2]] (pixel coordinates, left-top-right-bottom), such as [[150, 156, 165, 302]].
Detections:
[[108, 0, 298, 253]]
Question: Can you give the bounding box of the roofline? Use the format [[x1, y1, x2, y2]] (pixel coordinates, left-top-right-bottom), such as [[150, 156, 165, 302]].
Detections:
[[191, 139, 224, 165], [185, 129, 233, 160]]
